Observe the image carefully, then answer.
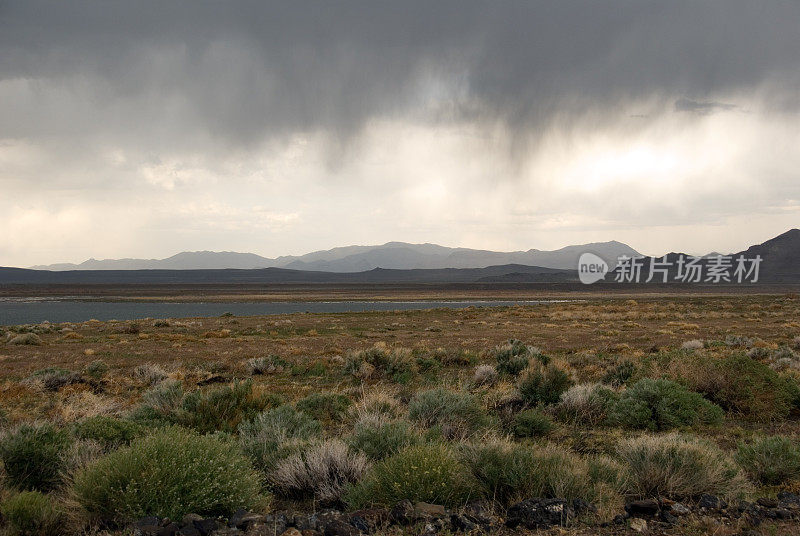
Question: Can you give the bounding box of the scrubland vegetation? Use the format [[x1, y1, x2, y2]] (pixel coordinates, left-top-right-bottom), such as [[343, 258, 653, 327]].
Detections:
[[1, 295, 800, 534]]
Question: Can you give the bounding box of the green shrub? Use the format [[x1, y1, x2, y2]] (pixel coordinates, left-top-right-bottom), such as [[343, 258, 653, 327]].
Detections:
[[135, 379, 184, 419], [346, 444, 475, 508], [347, 421, 419, 460], [345, 345, 417, 382], [72, 427, 263, 522], [408, 388, 489, 439], [510, 409, 553, 438], [296, 392, 351, 422], [0, 422, 72, 491], [679, 353, 800, 420], [617, 433, 748, 500], [84, 359, 109, 380], [178, 380, 273, 434], [0, 491, 62, 536], [73, 416, 142, 448], [735, 436, 800, 485], [607, 379, 723, 431], [460, 440, 592, 505], [239, 405, 322, 475], [518, 364, 572, 406], [602, 361, 636, 387], [494, 339, 544, 377]]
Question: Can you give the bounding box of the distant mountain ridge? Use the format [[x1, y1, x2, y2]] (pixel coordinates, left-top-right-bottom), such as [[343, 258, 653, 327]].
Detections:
[[30, 240, 641, 272], [5, 229, 798, 286]]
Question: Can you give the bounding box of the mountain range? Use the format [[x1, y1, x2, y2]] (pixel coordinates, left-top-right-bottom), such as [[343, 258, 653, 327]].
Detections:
[[30, 240, 641, 272], [4, 229, 796, 286]]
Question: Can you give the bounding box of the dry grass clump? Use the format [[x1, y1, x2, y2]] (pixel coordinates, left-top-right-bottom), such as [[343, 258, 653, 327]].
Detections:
[[138, 379, 184, 415], [554, 383, 615, 425], [349, 387, 402, 425], [7, 333, 43, 346], [246, 355, 287, 375], [57, 391, 118, 422], [238, 405, 322, 475], [473, 364, 498, 386], [617, 433, 749, 500], [133, 363, 168, 385], [680, 339, 704, 351], [269, 439, 370, 504], [724, 335, 753, 348]]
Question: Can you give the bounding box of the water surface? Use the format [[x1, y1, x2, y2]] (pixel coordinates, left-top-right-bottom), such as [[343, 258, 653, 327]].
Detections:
[[0, 299, 558, 325]]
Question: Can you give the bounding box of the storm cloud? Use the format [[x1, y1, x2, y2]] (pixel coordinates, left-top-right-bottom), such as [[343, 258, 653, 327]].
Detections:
[[1, 1, 799, 265]]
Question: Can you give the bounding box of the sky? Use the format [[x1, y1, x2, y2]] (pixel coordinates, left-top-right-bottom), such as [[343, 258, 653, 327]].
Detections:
[[1, 1, 799, 267]]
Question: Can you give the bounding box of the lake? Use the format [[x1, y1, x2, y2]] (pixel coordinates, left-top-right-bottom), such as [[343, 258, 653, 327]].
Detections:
[[0, 299, 558, 325]]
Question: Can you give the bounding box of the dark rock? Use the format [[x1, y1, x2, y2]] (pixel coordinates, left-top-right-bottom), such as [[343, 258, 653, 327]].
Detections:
[[208, 529, 240, 536], [660, 511, 679, 525], [314, 510, 346, 532], [737, 501, 763, 527], [294, 515, 316, 532], [348, 516, 370, 534], [462, 500, 495, 526], [157, 523, 180, 536], [757, 497, 778, 508], [571, 498, 597, 514], [390, 500, 414, 525], [43, 372, 85, 391], [764, 508, 792, 520], [323, 520, 359, 536], [625, 499, 660, 517], [612, 514, 627, 525], [230, 510, 264, 530], [414, 502, 446, 519], [136, 517, 162, 529], [197, 375, 226, 386], [450, 514, 476, 532], [506, 498, 575, 529], [135, 526, 161, 536], [193, 519, 221, 536], [777, 491, 800, 505], [177, 524, 201, 536], [349, 509, 389, 532], [698, 494, 726, 510], [261, 514, 289, 536], [230, 510, 249, 527]]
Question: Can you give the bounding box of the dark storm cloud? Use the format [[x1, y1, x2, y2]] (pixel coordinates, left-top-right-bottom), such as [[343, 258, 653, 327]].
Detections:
[[1, 0, 799, 149], [674, 98, 737, 114]]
